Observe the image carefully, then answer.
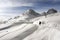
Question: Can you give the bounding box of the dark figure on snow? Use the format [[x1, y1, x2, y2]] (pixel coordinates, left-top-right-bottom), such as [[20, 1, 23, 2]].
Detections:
[[39, 21, 41, 25]]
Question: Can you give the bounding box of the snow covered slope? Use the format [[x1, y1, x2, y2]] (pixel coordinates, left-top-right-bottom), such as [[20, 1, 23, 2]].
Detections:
[[24, 12, 60, 40], [0, 9, 60, 40]]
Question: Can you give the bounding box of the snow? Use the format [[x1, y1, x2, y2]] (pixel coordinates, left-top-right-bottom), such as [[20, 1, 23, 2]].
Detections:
[[0, 11, 60, 40]]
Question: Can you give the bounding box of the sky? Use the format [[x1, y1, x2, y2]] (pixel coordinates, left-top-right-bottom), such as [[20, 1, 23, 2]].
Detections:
[[0, 0, 60, 16]]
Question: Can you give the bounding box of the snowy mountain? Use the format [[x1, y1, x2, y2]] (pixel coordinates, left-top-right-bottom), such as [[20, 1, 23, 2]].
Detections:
[[0, 9, 40, 30], [21, 9, 41, 20], [23, 9, 40, 16], [0, 9, 60, 40]]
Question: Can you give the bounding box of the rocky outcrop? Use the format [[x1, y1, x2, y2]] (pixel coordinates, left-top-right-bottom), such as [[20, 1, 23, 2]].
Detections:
[[47, 8, 57, 14], [41, 12, 47, 16], [23, 9, 40, 17]]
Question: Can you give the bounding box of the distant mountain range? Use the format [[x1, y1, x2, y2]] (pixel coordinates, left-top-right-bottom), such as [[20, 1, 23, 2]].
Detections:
[[0, 8, 58, 24]]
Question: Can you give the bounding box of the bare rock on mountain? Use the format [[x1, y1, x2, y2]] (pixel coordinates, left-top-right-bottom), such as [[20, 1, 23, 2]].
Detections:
[[41, 12, 47, 16], [22, 9, 41, 20], [23, 9, 40, 17], [14, 16, 20, 19], [47, 8, 57, 14]]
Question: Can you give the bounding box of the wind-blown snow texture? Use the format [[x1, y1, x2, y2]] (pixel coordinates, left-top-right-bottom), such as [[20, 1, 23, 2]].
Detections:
[[0, 9, 60, 40]]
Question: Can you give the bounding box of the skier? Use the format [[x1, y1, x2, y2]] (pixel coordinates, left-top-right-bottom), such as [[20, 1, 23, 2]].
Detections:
[[39, 21, 41, 25]]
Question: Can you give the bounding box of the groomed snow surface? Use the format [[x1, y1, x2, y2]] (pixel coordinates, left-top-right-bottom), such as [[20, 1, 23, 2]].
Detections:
[[0, 12, 60, 40]]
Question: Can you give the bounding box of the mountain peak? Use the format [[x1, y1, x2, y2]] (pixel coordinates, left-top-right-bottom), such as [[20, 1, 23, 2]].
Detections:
[[47, 8, 57, 14], [24, 9, 40, 16], [26, 9, 36, 14]]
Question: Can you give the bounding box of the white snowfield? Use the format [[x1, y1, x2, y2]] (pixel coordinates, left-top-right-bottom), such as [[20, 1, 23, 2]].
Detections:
[[0, 12, 60, 40]]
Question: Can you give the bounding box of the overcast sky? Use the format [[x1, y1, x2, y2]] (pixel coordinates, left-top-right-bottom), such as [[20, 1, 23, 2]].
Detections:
[[0, 0, 60, 15]]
